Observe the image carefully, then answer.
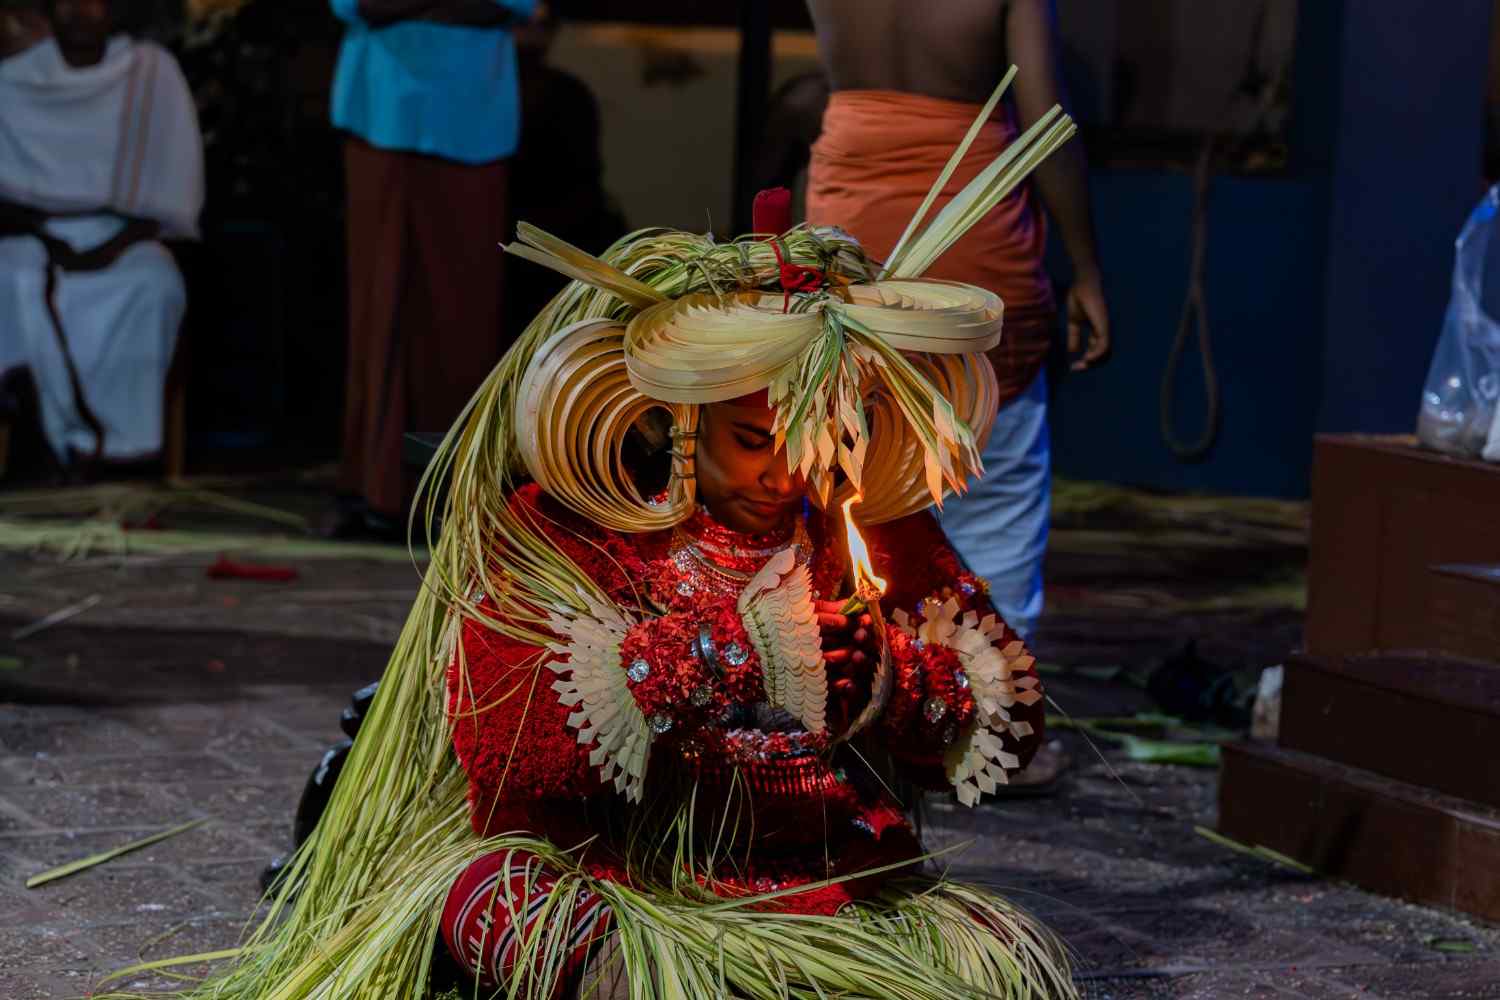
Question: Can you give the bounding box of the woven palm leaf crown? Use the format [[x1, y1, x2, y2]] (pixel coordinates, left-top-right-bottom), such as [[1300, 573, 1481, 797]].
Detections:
[[509, 224, 1003, 530], [507, 69, 1075, 532]]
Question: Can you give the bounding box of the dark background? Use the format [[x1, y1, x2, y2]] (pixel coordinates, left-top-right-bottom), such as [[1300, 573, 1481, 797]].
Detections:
[[52, 0, 1500, 497]]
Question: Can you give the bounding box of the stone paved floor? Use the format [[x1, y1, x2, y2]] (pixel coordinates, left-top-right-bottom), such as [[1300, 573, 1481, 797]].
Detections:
[[0, 480, 1495, 998]]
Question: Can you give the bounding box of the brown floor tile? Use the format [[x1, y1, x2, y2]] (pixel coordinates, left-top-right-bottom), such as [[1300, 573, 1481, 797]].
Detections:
[[21, 863, 218, 926], [86, 913, 255, 971], [0, 966, 100, 1000], [0, 924, 99, 973], [0, 707, 160, 756], [40, 752, 243, 786], [0, 782, 191, 831], [96, 702, 324, 755], [1, 819, 269, 872], [1307, 961, 1500, 999]]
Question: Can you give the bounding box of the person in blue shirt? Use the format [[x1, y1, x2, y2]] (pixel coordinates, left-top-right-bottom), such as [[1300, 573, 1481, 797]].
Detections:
[[326, 0, 536, 541]]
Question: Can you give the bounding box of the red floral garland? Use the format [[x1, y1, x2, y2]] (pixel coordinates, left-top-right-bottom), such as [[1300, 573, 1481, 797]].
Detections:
[[618, 602, 763, 733], [878, 607, 980, 755], [881, 628, 924, 737]]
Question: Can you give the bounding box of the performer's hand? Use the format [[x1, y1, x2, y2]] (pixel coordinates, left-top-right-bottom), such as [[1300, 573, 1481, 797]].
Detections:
[[815, 599, 879, 734], [813, 600, 875, 665], [1066, 269, 1111, 372]]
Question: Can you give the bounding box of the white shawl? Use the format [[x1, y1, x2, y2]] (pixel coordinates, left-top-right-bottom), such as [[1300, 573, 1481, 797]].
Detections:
[[0, 36, 203, 239]]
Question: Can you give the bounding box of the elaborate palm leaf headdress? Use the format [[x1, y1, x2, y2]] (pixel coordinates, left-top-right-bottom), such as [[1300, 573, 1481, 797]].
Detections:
[[503, 72, 1074, 535]]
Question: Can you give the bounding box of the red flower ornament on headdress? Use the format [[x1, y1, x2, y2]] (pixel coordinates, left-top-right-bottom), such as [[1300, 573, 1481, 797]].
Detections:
[[756, 187, 827, 311]]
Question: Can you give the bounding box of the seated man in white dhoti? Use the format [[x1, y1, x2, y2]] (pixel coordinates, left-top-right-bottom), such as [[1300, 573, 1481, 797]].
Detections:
[[0, 0, 203, 465]]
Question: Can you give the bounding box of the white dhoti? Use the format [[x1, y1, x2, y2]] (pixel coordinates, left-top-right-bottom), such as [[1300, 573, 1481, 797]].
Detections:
[[0, 217, 185, 460], [0, 36, 202, 462]]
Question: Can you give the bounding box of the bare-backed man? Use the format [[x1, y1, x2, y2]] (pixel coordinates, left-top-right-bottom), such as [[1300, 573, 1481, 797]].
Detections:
[[806, 0, 1110, 642]]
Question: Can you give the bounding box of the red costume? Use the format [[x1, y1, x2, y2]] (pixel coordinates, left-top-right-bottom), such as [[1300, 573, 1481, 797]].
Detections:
[[441, 484, 1044, 986]]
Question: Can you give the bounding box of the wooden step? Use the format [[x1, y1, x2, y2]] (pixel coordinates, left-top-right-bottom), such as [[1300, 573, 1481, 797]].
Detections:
[[1218, 741, 1500, 921], [1308, 434, 1500, 658], [1279, 652, 1500, 809], [1426, 563, 1500, 661]]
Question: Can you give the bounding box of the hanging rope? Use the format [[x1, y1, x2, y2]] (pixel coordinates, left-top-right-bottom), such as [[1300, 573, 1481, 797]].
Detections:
[[1159, 139, 1221, 461]]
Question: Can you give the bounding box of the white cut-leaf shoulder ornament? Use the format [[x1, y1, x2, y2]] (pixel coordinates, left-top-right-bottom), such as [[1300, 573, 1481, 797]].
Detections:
[[738, 547, 827, 732], [892, 596, 1044, 808], [544, 588, 653, 802]]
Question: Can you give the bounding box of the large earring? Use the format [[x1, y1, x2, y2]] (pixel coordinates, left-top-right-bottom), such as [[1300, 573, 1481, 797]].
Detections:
[[515, 319, 697, 531], [666, 409, 699, 505]]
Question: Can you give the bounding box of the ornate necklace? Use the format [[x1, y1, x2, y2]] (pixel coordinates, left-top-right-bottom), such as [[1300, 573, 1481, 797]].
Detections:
[[668, 507, 810, 595]]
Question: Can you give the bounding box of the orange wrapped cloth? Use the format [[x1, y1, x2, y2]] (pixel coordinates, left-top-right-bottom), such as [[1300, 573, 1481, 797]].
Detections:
[[806, 90, 1056, 408]]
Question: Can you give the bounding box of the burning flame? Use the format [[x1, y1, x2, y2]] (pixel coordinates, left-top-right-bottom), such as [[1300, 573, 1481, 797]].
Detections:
[[841, 495, 888, 596]]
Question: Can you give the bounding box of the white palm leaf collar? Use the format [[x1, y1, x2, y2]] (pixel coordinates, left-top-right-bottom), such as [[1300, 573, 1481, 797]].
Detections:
[[545, 588, 652, 802], [737, 547, 827, 733], [544, 549, 834, 798], [891, 597, 1044, 807]]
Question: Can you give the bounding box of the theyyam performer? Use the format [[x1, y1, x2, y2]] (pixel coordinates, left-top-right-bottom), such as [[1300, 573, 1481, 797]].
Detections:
[[109, 70, 1082, 1000]]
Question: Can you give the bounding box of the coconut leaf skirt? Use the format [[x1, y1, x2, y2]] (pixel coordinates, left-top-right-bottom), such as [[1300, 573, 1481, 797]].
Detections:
[[433, 838, 1077, 1000], [130, 833, 1073, 1000]]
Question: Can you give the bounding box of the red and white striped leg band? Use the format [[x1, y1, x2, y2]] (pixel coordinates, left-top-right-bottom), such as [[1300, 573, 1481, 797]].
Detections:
[[441, 849, 612, 996]]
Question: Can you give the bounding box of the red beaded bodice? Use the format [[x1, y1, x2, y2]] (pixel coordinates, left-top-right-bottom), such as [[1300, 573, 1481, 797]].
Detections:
[[448, 484, 1044, 915]]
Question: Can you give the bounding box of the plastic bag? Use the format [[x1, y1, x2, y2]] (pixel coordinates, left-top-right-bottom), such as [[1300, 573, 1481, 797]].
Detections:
[[1417, 185, 1500, 459]]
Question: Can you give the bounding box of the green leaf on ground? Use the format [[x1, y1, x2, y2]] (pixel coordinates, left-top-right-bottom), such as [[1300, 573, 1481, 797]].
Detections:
[[1426, 937, 1477, 954], [1046, 713, 1226, 767], [1193, 826, 1316, 874], [1048, 712, 1184, 731], [25, 818, 207, 888], [1195, 825, 1260, 858], [1249, 845, 1315, 874], [1119, 735, 1220, 767], [0, 656, 22, 670]]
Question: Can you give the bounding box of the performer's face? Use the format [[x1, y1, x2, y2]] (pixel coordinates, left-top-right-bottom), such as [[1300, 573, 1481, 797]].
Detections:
[[695, 400, 804, 534]]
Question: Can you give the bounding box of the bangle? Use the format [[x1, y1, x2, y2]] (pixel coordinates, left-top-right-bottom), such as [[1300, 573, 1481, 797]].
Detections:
[[693, 623, 722, 677]]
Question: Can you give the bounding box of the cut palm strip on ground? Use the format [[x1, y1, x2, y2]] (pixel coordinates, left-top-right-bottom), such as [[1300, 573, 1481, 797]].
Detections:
[[1051, 478, 1308, 540], [0, 519, 423, 563], [26, 819, 207, 888], [1048, 712, 1229, 767], [1045, 576, 1307, 613], [0, 480, 310, 530], [0, 480, 426, 563], [1193, 825, 1316, 874]]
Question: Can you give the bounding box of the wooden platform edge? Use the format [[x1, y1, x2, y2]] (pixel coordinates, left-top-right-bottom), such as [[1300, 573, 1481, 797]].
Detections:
[[1278, 652, 1500, 809], [1307, 434, 1500, 657], [1218, 741, 1500, 922]]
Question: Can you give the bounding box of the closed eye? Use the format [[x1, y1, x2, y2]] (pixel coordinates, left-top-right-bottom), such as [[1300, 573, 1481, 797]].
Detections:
[[734, 433, 770, 452]]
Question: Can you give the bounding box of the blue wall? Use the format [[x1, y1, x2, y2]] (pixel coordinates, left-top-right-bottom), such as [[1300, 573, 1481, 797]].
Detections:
[[1051, 172, 1325, 497], [1048, 0, 1491, 498], [1315, 0, 1490, 435]]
